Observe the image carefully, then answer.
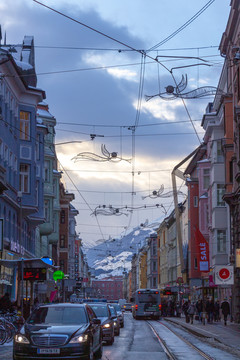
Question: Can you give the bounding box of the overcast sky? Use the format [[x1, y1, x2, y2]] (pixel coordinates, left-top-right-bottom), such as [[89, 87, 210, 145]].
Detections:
[[2, 0, 231, 247]]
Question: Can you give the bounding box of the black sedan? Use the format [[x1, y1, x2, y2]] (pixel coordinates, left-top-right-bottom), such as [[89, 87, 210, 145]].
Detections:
[[87, 303, 115, 345], [13, 303, 102, 360]]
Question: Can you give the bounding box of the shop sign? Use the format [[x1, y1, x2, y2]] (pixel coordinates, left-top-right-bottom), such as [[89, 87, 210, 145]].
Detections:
[[215, 265, 234, 285], [236, 249, 240, 268], [24, 268, 47, 281], [53, 270, 65, 281], [195, 227, 209, 272]]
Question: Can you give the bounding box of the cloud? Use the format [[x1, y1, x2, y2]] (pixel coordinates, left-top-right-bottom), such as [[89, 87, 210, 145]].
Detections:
[[136, 98, 183, 121]]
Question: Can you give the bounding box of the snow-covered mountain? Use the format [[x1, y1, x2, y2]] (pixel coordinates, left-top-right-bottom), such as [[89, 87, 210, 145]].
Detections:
[[85, 220, 160, 278]]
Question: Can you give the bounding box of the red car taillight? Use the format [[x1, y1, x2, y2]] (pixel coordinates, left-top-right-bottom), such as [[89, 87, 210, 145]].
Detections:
[[135, 304, 138, 310], [159, 304, 162, 310]]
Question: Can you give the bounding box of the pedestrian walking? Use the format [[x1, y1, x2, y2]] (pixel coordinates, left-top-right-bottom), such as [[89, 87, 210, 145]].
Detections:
[[182, 300, 190, 323], [206, 298, 214, 323], [195, 299, 203, 323], [187, 301, 196, 324], [221, 298, 230, 326], [214, 300, 220, 322]]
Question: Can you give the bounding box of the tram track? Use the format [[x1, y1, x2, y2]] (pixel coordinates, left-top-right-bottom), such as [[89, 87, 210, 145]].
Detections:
[[147, 320, 215, 360]]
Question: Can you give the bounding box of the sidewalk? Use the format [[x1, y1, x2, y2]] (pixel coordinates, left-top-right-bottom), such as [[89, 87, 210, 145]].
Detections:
[[164, 316, 240, 353]]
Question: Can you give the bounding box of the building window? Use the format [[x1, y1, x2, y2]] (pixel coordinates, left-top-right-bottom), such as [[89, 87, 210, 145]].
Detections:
[[20, 111, 30, 140], [44, 200, 50, 222], [217, 184, 225, 206], [19, 164, 30, 193], [60, 210, 65, 224], [217, 140, 224, 163], [44, 160, 50, 182], [153, 261, 157, 272], [36, 134, 40, 160], [60, 235, 65, 248], [194, 257, 198, 269], [152, 243, 157, 255], [217, 230, 226, 253], [153, 277, 157, 288], [203, 169, 210, 189], [60, 259, 64, 272], [193, 196, 198, 207], [229, 160, 233, 183]]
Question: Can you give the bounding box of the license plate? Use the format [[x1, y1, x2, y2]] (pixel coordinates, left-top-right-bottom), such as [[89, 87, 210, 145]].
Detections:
[[37, 348, 60, 354]]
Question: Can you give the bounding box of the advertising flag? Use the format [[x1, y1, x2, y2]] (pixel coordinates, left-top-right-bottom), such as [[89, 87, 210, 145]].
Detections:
[[195, 227, 209, 272]]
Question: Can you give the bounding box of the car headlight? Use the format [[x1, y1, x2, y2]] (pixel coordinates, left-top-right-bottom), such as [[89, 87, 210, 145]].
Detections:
[[70, 334, 88, 343], [15, 335, 30, 344], [103, 323, 111, 328], [114, 321, 117, 326]]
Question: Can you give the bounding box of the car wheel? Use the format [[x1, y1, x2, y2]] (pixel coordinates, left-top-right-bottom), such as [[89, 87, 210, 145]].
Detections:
[[107, 333, 114, 345], [94, 341, 103, 359], [88, 341, 94, 360]]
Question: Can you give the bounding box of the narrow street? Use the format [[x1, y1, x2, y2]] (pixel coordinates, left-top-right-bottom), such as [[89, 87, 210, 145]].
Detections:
[[1, 312, 240, 360]]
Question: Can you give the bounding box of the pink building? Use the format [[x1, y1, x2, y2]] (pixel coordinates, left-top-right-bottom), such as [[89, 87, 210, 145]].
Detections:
[[92, 276, 123, 300]]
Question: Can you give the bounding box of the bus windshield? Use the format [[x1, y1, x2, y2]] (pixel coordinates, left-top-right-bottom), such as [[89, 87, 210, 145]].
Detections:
[[137, 293, 158, 304]]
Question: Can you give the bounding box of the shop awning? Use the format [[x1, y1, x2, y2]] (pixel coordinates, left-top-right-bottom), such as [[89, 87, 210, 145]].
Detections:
[[0, 258, 58, 270]]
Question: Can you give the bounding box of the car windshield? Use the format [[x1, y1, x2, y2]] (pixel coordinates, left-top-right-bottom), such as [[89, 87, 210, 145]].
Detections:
[[112, 304, 121, 311], [109, 306, 117, 316], [27, 306, 88, 325], [89, 305, 109, 317]]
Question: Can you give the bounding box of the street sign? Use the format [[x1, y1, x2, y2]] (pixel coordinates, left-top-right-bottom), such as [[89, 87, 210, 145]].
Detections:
[[176, 277, 183, 285], [215, 265, 234, 285], [53, 270, 65, 281]]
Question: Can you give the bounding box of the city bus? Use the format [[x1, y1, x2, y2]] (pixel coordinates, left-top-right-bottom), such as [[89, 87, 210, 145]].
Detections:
[[132, 289, 161, 320]]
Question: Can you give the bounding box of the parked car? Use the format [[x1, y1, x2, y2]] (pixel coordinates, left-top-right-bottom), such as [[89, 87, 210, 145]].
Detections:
[[13, 303, 102, 360], [87, 303, 115, 345], [123, 303, 133, 312], [109, 303, 124, 328], [108, 305, 120, 336]]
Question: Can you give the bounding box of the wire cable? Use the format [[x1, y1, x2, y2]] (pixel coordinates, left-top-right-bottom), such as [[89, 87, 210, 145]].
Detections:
[[147, 0, 215, 52]]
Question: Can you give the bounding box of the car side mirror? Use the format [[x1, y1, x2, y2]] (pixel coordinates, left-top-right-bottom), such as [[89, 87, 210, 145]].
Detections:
[[92, 318, 101, 325]]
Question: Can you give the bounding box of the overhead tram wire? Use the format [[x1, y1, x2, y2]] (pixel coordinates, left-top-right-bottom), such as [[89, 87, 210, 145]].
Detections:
[[56, 129, 204, 137], [32, 0, 207, 145], [56, 119, 202, 127], [57, 159, 106, 241], [32, 0, 170, 73], [5, 54, 222, 80], [147, 0, 215, 52]]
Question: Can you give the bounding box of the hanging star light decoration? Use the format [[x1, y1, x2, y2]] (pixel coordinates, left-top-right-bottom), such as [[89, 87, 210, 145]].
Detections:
[[145, 74, 226, 101], [72, 144, 131, 163], [142, 184, 186, 200]]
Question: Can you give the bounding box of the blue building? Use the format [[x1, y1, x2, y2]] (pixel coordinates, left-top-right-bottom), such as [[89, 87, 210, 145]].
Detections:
[[0, 33, 45, 298]]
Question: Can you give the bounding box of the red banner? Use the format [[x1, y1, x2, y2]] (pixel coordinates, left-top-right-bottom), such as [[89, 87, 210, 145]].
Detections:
[[195, 227, 209, 272]]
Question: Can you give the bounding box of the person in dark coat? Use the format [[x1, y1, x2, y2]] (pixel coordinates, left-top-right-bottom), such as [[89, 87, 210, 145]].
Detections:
[[206, 299, 214, 323], [0, 292, 13, 313], [195, 299, 203, 323], [221, 298, 230, 325], [182, 300, 190, 323], [214, 300, 220, 322]]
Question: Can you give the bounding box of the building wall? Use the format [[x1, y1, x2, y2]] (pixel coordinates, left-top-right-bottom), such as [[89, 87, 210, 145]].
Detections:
[[92, 277, 123, 300]]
